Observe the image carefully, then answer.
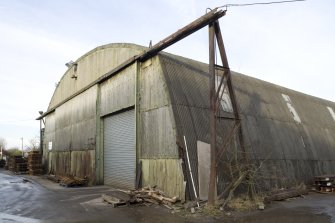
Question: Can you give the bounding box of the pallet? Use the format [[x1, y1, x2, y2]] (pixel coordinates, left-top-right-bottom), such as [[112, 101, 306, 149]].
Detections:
[[314, 175, 335, 193], [102, 194, 127, 208], [319, 187, 335, 193]]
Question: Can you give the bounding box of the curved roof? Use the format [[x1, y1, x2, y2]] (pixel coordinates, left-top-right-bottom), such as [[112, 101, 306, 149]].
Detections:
[[48, 43, 147, 110]]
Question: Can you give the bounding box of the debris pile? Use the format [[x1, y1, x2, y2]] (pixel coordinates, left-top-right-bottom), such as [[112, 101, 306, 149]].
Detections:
[[47, 174, 87, 187], [102, 186, 179, 209], [28, 151, 43, 175], [314, 175, 335, 192], [8, 156, 28, 174]]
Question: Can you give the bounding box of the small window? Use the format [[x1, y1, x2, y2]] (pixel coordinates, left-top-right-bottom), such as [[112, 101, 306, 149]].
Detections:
[[282, 94, 301, 124], [216, 76, 233, 113]]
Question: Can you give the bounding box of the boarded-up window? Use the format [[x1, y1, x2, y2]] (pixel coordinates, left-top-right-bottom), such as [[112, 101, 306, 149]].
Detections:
[[327, 106, 335, 122], [282, 94, 301, 124]]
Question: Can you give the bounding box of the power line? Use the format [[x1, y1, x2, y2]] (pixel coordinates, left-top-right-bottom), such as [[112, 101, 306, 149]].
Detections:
[[219, 0, 306, 9], [0, 119, 35, 124]]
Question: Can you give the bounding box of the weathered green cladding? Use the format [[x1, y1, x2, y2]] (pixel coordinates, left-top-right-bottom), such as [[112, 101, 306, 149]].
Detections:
[[100, 64, 136, 116], [43, 44, 183, 198], [49, 44, 145, 109]]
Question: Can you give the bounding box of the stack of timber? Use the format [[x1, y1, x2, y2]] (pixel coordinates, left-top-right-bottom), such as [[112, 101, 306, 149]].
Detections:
[[102, 186, 178, 209], [8, 156, 28, 174], [314, 175, 335, 192], [59, 176, 87, 187], [47, 174, 87, 187], [28, 150, 43, 175], [47, 174, 60, 183]]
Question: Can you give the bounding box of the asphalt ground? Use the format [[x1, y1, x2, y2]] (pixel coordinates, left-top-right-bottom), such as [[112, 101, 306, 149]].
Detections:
[[1, 169, 334, 223]]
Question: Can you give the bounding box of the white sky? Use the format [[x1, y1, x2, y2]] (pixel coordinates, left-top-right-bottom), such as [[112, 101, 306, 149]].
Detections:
[[0, 0, 334, 148]]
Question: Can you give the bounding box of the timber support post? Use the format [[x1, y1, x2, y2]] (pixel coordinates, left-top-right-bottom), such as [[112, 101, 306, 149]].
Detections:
[[208, 19, 246, 205], [208, 22, 217, 205]]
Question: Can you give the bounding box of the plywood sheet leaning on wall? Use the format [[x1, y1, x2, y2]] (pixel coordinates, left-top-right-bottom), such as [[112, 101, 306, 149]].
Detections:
[[140, 159, 185, 202]]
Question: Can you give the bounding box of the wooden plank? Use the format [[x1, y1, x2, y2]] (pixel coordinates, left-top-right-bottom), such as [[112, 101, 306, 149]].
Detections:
[[143, 198, 159, 205], [139, 8, 226, 61], [107, 190, 132, 202], [37, 9, 226, 121]]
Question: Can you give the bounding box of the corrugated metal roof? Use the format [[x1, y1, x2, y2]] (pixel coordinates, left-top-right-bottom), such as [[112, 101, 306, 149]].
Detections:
[[159, 50, 335, 195], [159, 53, 237, 198]]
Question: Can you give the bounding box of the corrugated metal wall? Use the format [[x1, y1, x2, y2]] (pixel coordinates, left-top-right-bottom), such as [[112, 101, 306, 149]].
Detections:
[[159, 54, 235, 199], [104, 110, 136, 189], [43, 44, 185, 196], [45, 86, 97, 182], [234, 73, 335, 188], [159, 51, 335, 196], [54, 86, 97, 151], [42, 43, 335, 200]]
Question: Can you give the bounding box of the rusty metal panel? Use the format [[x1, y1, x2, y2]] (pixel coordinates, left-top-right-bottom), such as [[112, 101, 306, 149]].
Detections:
[[100, 64, 136, 116], [70, 150, 95, 184], [48, 150, 95, 184], [48, 151, 71, 176]]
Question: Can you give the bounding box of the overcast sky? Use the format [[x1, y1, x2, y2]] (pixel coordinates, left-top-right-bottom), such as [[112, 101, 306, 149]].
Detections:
[[0, 0, 334, 148]]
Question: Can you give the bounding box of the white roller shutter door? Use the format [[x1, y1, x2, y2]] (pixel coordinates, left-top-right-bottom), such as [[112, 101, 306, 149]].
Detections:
[[104, 109, 135, 189]]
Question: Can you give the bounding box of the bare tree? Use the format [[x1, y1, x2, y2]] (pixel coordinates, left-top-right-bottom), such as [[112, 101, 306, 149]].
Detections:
[[26, 136, 40, 151], [0, 137, 7, 150]]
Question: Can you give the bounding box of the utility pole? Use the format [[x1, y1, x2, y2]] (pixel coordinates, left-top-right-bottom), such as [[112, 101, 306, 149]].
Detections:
[[21, 137, 23, 157]]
